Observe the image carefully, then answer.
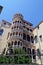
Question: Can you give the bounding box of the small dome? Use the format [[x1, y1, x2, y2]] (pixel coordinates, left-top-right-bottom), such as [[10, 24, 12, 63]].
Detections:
[[12, 13, 23, 20]]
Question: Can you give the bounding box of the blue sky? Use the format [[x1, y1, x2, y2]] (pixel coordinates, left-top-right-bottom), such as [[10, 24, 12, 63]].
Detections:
[[0, 0, 43, 27]]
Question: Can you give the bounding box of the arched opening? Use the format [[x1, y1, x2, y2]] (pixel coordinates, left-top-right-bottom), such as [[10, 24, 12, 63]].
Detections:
[[23, 47, 26, 52], [8, 42, 10, 47], [32, 49, 36, 59], [16, 32, 18, 35], [27, 48, 31, 54], [11, 41, 13, 45], [20, 42, 22, 46], [18, 41, 20, 45], [23, 33, 26, 40], [34, 35, 38, 43], [31, 36, 34, 43], [14, 41, 17, 45], [27, 35, 30, 42], [10, 33, 12, 36], [13, 32, 15, 35]]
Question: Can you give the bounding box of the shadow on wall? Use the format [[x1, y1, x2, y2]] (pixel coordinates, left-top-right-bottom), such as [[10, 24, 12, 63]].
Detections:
[[37, 49, 41, 59]]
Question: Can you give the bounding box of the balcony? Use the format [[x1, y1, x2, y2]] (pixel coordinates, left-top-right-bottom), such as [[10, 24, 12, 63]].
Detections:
[[12, 22, 23, 27], [7, 35, 23, 41], [23, 29, 33, 35]]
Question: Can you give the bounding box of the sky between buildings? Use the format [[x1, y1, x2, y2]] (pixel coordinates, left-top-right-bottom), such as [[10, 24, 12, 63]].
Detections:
[[0, 0, 43, 27]]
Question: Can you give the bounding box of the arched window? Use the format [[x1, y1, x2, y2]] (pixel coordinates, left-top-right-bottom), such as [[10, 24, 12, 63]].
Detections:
[[10, 33, 12, 36], [7, 32, 10, 39], [18, 41, 20, 45], [31, 36, 34, 43], [8, 42, 10, 47], [19, 33, 20, 36], [20, 21, 21, 23], [16, 32, 18, 35], [11, 41, 13, 45], [23, 33, 26, 40], [17, 26, 18, 28], [12, 27, 13, 29], [27, 28, 29, 31], [37, 49, 41, 59], [14, 26, 16, 29], [13, 32, 15, 35], [21, 42, 22, 46], [27, 48, 31, 54], [34, 35, 38, 43], [14, 41, 17, 45], [39, 35, 42, 41], [18, 21, 19, 23], [30, 29, 32, 32], [13, 22, 15, 24], [32, 49, 36, 59], [27, 35, 30, 42], [23, 47, 26, 52]]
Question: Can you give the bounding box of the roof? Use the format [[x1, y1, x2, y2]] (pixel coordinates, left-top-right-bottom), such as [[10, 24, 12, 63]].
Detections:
[[33, 20, 43, 30], [23, 20, 33, 26], [2, 19, 11, 25]]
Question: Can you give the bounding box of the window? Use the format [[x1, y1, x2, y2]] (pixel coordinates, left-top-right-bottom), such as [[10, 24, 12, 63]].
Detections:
[[23, 47, 26, 52], [18, 21, 19, 23], [30, 29, 32, 32], [34, 36, 38, 43], [13, 32, 15, 35], [32, 49, 36, 59], [37, 49, 41, 59], [4, 22, 6, 25], [13, 22, 15, 24], [27, 35, 30, 42], [18, 41, 20, 45], [7, 32, 10, 39], [39, 35, 42, 41], [11, 41, 13, 45], [20, 21, 21, 23], [17, 26, 18, 28], [10, 33, 12, 36], [14, 41, 17, 45], [31, 36, 34, 43], [27, 28, 29, 31], [0, 29, 3, 35], [21, 42, 22, 46], [14, 26, 16, 29], [12, 27, 13, 29], [16, 32, 18, 35], [10, 48, 13, 54], [37, 26, 39, 29], [8, 43, 10, 47], [23, 33, 26, 40], [19, 33, 20, 36], [27, 48, 31, 54]]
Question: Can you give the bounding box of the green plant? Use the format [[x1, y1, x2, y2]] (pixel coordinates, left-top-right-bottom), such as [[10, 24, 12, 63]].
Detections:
[[0, 48, 32, 64]]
